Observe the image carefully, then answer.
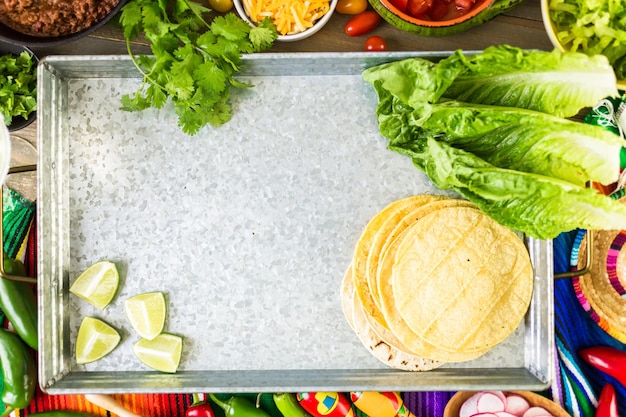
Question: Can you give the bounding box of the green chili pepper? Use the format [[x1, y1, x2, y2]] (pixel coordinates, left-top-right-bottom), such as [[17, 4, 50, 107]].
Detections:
[[274, 393, 312, 417], [209, 394, 271, 417], [0, 328, 37, 417], [0, 252, 38, 350]]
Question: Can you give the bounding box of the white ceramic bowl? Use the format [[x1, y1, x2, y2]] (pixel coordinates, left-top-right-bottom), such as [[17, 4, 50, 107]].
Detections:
[[233, 0, 337, 42], [540, 0, 625, 90], [0, 125, 11, 185]]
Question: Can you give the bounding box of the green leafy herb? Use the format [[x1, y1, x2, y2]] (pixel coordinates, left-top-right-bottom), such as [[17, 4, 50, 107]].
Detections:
[[119, 0, 278, 135], [363, 45, 626, 239], [363, 45, 618, 118], [394, 135, 626, 240], [0, 51, 37, 127]]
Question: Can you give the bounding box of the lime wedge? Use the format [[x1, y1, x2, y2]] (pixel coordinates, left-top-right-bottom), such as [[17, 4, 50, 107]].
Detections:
[[70, 261, 119, 309], [125, 292, 167, 340], [75, 317, 121, 364], [133, 333, 183, 373]]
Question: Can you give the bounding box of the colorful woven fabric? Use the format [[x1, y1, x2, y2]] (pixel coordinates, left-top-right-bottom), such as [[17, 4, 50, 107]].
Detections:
[[552, 231, 626, 417], [17, 391, 196, 417], [403, 392, 454, 417], [2, 187, 35, 260]]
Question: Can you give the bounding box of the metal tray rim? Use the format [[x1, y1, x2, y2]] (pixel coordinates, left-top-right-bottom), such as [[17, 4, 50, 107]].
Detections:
[[37, 52, 554, 394]]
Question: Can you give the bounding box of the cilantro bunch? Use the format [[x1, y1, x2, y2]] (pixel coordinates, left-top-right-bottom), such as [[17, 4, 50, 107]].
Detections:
[[119, 0, 278, 135], [0, 51, 37, 128]]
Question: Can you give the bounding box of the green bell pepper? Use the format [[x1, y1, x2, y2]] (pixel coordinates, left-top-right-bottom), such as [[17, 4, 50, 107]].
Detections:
[[0, 328, 36, 417]]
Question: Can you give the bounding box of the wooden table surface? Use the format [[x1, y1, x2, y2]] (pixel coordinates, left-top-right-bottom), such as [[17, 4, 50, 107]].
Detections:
[[6, 0, 553, 200]]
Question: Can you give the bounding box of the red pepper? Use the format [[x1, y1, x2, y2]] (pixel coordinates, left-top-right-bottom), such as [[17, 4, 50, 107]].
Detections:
[[579, 346, 626, 387], [595, 384, 618, 417], [187, 394, 216, 417], [296, 393, 354, 417]]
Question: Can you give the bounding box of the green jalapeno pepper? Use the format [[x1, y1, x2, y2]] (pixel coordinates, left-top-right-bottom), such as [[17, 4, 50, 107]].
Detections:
[[0, 252, 38, 350], [0, 328, 37, 417], [274, 393, 312, 417], [209, 394, 271, 417]]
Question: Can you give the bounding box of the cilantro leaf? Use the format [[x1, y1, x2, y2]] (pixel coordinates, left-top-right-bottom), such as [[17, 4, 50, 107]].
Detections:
[[120, 0, 277, 135]]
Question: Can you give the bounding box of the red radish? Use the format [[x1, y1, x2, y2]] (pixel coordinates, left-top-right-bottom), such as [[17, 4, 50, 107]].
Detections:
[[504, 394, 530, 415], [460, 392, 508, 417], [494, 412, 518, 417], [472, 414, 500, 417], [477, 392, 507, 413], [522, 406, 553, 417]]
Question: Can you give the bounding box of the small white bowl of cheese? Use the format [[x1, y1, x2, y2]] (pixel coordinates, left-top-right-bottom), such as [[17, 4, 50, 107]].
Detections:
[[234, 0, 337, 41]]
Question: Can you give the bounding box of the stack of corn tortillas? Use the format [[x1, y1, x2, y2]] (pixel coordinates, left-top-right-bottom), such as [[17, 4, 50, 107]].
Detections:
[[341, 195, 535, 370]]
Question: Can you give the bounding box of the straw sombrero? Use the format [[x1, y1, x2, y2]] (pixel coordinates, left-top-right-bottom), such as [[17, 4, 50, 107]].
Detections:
[[570, 195, 626, 342]]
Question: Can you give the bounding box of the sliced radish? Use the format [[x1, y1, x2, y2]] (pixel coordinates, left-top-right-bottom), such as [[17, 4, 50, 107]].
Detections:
[[504, 394, 530, 416], [459, 393, 482, 417], [522, 406, 553, 417], [476, 392, 507, 413], [494, 412, 518, 417], [460, 392, 508, 417], [471, 414, 499, 417]]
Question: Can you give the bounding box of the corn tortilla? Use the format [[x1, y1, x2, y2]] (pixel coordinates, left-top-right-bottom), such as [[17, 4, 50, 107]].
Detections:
[[378, 226, 487, 362], [348, 274, 443, 372], [352, 194, 444, 329], [392, 206, 534, 354], [374, 198, 476, 314]]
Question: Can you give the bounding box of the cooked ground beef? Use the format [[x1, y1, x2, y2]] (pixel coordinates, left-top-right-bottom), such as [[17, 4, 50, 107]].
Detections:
[[0, 0, 121, 37]]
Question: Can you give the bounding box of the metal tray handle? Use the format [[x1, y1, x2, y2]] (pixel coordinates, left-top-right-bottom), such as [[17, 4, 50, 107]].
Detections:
[[554, 230, 592, 279]]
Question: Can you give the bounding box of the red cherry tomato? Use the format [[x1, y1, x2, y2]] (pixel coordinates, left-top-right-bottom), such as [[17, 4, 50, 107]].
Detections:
[[345, 10, 381, 36], [388, 0, 408, 12], [429, 0, 448, 19], [364, 36, 387, 51], [336, 0, 368, 14], [407, 0, 432, 17], [455, 0, 475, 11]]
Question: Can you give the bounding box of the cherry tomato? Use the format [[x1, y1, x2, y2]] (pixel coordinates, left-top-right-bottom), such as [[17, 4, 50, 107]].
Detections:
[[455, 0, 475, 11], [407, 0, 432, 17], [336, 0, 368, 14], [429, 0, 449, 19], [345, 10, 381, 36], [388, 0, 408, 12], [364, 36, 387, 51], [208, 0, 234, 13]]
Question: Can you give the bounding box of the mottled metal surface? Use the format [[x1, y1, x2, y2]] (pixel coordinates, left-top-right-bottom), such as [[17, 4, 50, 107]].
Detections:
[[38, 53, 553, 393]]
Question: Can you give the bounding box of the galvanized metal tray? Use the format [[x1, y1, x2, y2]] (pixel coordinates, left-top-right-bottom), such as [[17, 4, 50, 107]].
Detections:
[[37, 53, 554, 394]]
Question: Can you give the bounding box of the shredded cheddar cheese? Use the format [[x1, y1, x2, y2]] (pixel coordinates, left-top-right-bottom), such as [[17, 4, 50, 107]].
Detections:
[[243, 0, 331, 35]]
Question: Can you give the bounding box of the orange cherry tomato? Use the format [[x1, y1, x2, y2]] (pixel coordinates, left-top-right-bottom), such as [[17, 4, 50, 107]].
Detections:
[[336, 0, 368, 14], [345, 10, 381, 36], [364, 36, 387, 51]]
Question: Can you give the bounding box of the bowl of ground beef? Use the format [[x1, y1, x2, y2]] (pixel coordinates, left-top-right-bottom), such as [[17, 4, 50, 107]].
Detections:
[[0, 0, 128, 47]]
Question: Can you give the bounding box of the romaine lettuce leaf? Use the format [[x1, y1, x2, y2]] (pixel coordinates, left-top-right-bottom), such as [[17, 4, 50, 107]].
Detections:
[[362, 45, 618, 117], [390, 136, 626, 239], [371, 82, 622, 186], [407, 99, 623, 186], [439, 45, 618, 116]]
